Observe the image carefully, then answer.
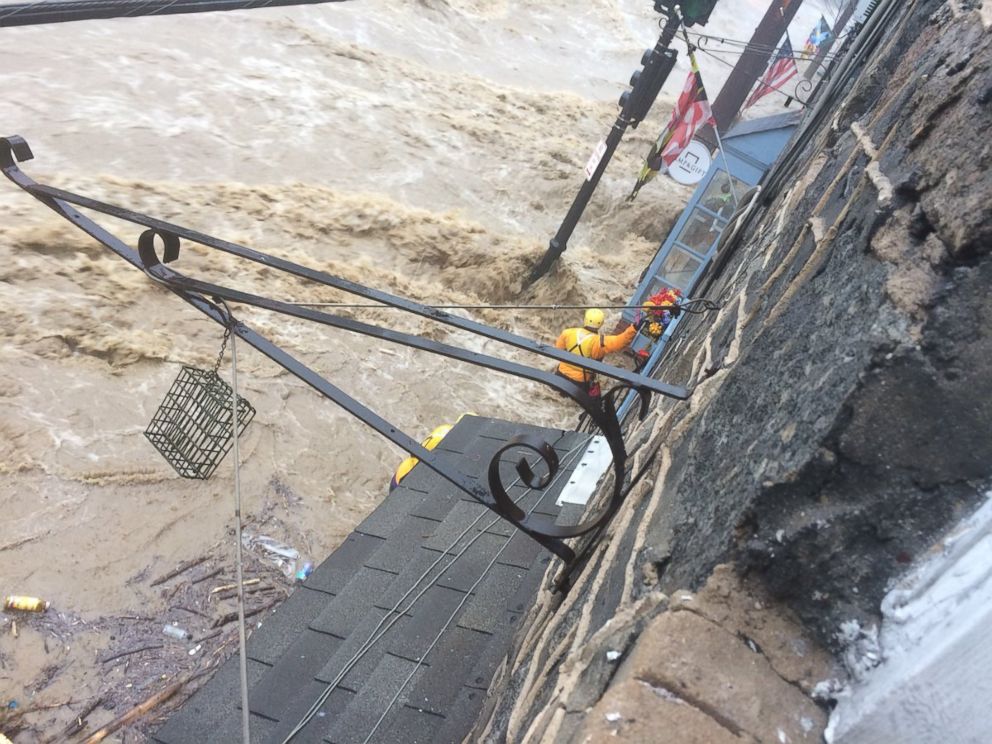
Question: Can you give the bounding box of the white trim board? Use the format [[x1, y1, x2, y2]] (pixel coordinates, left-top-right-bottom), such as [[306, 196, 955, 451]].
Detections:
[[556, 436, 612, 507]]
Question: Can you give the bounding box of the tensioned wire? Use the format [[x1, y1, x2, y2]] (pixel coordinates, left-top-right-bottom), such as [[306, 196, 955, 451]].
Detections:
[[281, 433, 589, 742], [362, 499, 535, 743], [365, 421, 669, 744], [360, 439, 586, 744], [692, 45, 811, 107], [282, 299, 720, 313]]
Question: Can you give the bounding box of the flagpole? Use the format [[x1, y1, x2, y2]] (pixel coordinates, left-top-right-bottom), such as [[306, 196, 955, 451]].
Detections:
[[711, 125, 739, 206], [678, 23, 739, 207]]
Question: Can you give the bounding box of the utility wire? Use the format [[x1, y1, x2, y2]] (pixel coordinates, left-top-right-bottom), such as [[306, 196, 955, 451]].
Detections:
[[695, 46, 809, 107]]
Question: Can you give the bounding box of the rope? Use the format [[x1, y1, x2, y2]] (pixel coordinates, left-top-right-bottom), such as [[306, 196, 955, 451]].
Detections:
[[218, 301, 251, 744], [281, 435, 588, 742]]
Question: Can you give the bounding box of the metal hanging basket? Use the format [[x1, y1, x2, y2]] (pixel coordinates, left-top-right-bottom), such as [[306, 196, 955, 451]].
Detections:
[[144, 365, 255, 480]]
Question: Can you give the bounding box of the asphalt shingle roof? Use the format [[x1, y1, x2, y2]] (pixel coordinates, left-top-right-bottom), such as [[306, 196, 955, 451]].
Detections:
[[153, 415, 589, 744]]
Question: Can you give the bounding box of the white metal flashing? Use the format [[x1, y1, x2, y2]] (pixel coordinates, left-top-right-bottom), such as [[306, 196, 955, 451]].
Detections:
[[556, 436, 612, 506]]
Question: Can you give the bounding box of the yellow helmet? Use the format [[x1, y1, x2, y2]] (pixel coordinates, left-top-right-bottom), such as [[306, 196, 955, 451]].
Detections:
[[583, 308, 605, 330]]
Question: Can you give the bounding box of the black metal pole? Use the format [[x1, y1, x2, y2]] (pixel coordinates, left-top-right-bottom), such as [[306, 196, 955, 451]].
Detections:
[[708, 0, 806, 133], [526, 11, 681, 285]]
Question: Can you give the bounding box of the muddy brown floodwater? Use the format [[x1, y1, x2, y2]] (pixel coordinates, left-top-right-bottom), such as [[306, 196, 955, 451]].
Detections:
[[0, 0, 828, 739]]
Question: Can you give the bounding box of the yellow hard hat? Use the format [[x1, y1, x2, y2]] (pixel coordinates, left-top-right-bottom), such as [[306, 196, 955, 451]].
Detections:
[[584, 308, 605, 330]]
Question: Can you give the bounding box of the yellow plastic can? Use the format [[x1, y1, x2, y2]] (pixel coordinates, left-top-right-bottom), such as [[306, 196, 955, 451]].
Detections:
[[3, 595, 50, 613]]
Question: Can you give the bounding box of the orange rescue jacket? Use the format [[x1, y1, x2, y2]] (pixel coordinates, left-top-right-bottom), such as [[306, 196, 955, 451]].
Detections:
[[555, 324, 636, 383]]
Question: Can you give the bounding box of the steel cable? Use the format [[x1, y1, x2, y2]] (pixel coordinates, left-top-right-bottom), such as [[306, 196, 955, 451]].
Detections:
[[280, 435, 589, 742], [360, 436, 599, 743]]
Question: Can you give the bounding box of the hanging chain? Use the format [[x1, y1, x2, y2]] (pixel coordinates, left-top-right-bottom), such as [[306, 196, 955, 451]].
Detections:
[[212, 324, 232, 376]]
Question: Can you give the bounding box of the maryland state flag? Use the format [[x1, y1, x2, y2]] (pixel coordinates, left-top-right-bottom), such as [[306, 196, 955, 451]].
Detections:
[[628, 52, 715, 201]]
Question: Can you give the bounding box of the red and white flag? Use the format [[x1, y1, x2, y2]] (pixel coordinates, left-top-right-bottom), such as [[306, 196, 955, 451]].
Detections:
[[629, 53, 715, 200], [743, 36, 799, 109]]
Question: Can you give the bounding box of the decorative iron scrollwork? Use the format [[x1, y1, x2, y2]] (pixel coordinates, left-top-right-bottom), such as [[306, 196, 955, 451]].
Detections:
[[1, 135, 688, 590], [794, 77, 816, 106]]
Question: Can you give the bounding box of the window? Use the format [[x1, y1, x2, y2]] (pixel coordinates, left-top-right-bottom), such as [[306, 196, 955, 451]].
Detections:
[[699, 171, 750, 220], [658, 248, 702, 290], [676, 210, 724, 255]]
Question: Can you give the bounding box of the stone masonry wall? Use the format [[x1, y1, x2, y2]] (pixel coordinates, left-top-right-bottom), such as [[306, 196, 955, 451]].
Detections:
[[473, 2, 992, 741]]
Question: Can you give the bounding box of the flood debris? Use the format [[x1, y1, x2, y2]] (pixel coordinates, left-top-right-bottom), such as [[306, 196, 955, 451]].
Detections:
[[2, 534, 294, 740], [161, 625, 192, 641], [242, 532, 305, 578], [3, 596, 49, 613], [79, 678, 187, 744], [149, 556, 209, 588]]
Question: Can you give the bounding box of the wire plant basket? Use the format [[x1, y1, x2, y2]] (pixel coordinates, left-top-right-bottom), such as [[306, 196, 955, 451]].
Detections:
[[144, 365, 255, 480]]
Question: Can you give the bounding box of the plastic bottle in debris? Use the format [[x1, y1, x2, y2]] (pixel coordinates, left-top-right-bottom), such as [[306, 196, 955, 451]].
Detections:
[[162, 624, 192, 641], [3, 596, 49, 613], [294, 562, 314, 582], [242, 533, 301, 578]]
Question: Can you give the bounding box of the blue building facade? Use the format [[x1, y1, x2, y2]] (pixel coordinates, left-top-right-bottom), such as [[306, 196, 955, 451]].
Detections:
[[622, 112, 801, 376]]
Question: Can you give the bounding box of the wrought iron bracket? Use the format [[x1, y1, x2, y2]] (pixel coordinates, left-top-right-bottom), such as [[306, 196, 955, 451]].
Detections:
[[1, 135, 690, 589]]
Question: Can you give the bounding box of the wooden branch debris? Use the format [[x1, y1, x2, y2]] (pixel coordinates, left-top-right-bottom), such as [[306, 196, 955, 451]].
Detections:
[[81, 680, 184, 744], [98, 643, 164, 665], [209, 578, 260, 596], [172, 604, 211, 619], [193, 628, 223, 644], [212, 582, 274, 602], [211, 597, 280, 629], [190, 566, 224, 584], [150, 556, 208, 587], [43, 697, 102, 743]]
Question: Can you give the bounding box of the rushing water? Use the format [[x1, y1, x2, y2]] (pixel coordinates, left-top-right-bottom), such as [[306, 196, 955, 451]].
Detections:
[[0, 0, 830, 737]]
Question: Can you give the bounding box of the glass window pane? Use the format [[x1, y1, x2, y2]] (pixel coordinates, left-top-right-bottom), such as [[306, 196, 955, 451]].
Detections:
[[676, 209, 724, 254], [699, 171, 750, 220], [658, 248, 702, 290]]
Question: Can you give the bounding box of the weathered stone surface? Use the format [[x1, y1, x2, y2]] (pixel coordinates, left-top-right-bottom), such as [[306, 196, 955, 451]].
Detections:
[[477, 5, 991, 743], [640, 0, 992, 647], [578, 676, 757, 744], [614, 611, 826, 744], [670, 565, 837, 692]]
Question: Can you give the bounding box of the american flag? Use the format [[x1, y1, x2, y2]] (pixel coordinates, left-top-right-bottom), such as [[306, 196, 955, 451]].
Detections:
[[743, 36, 799, 109], [629, 54, 715, 200]]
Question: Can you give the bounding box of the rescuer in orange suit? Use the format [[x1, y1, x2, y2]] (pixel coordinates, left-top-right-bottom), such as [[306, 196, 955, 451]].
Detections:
[[554, 308, 637, 398]]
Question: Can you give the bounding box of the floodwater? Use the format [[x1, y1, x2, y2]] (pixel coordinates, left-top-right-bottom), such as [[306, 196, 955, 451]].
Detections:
[[0, 0, 830, 739]]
